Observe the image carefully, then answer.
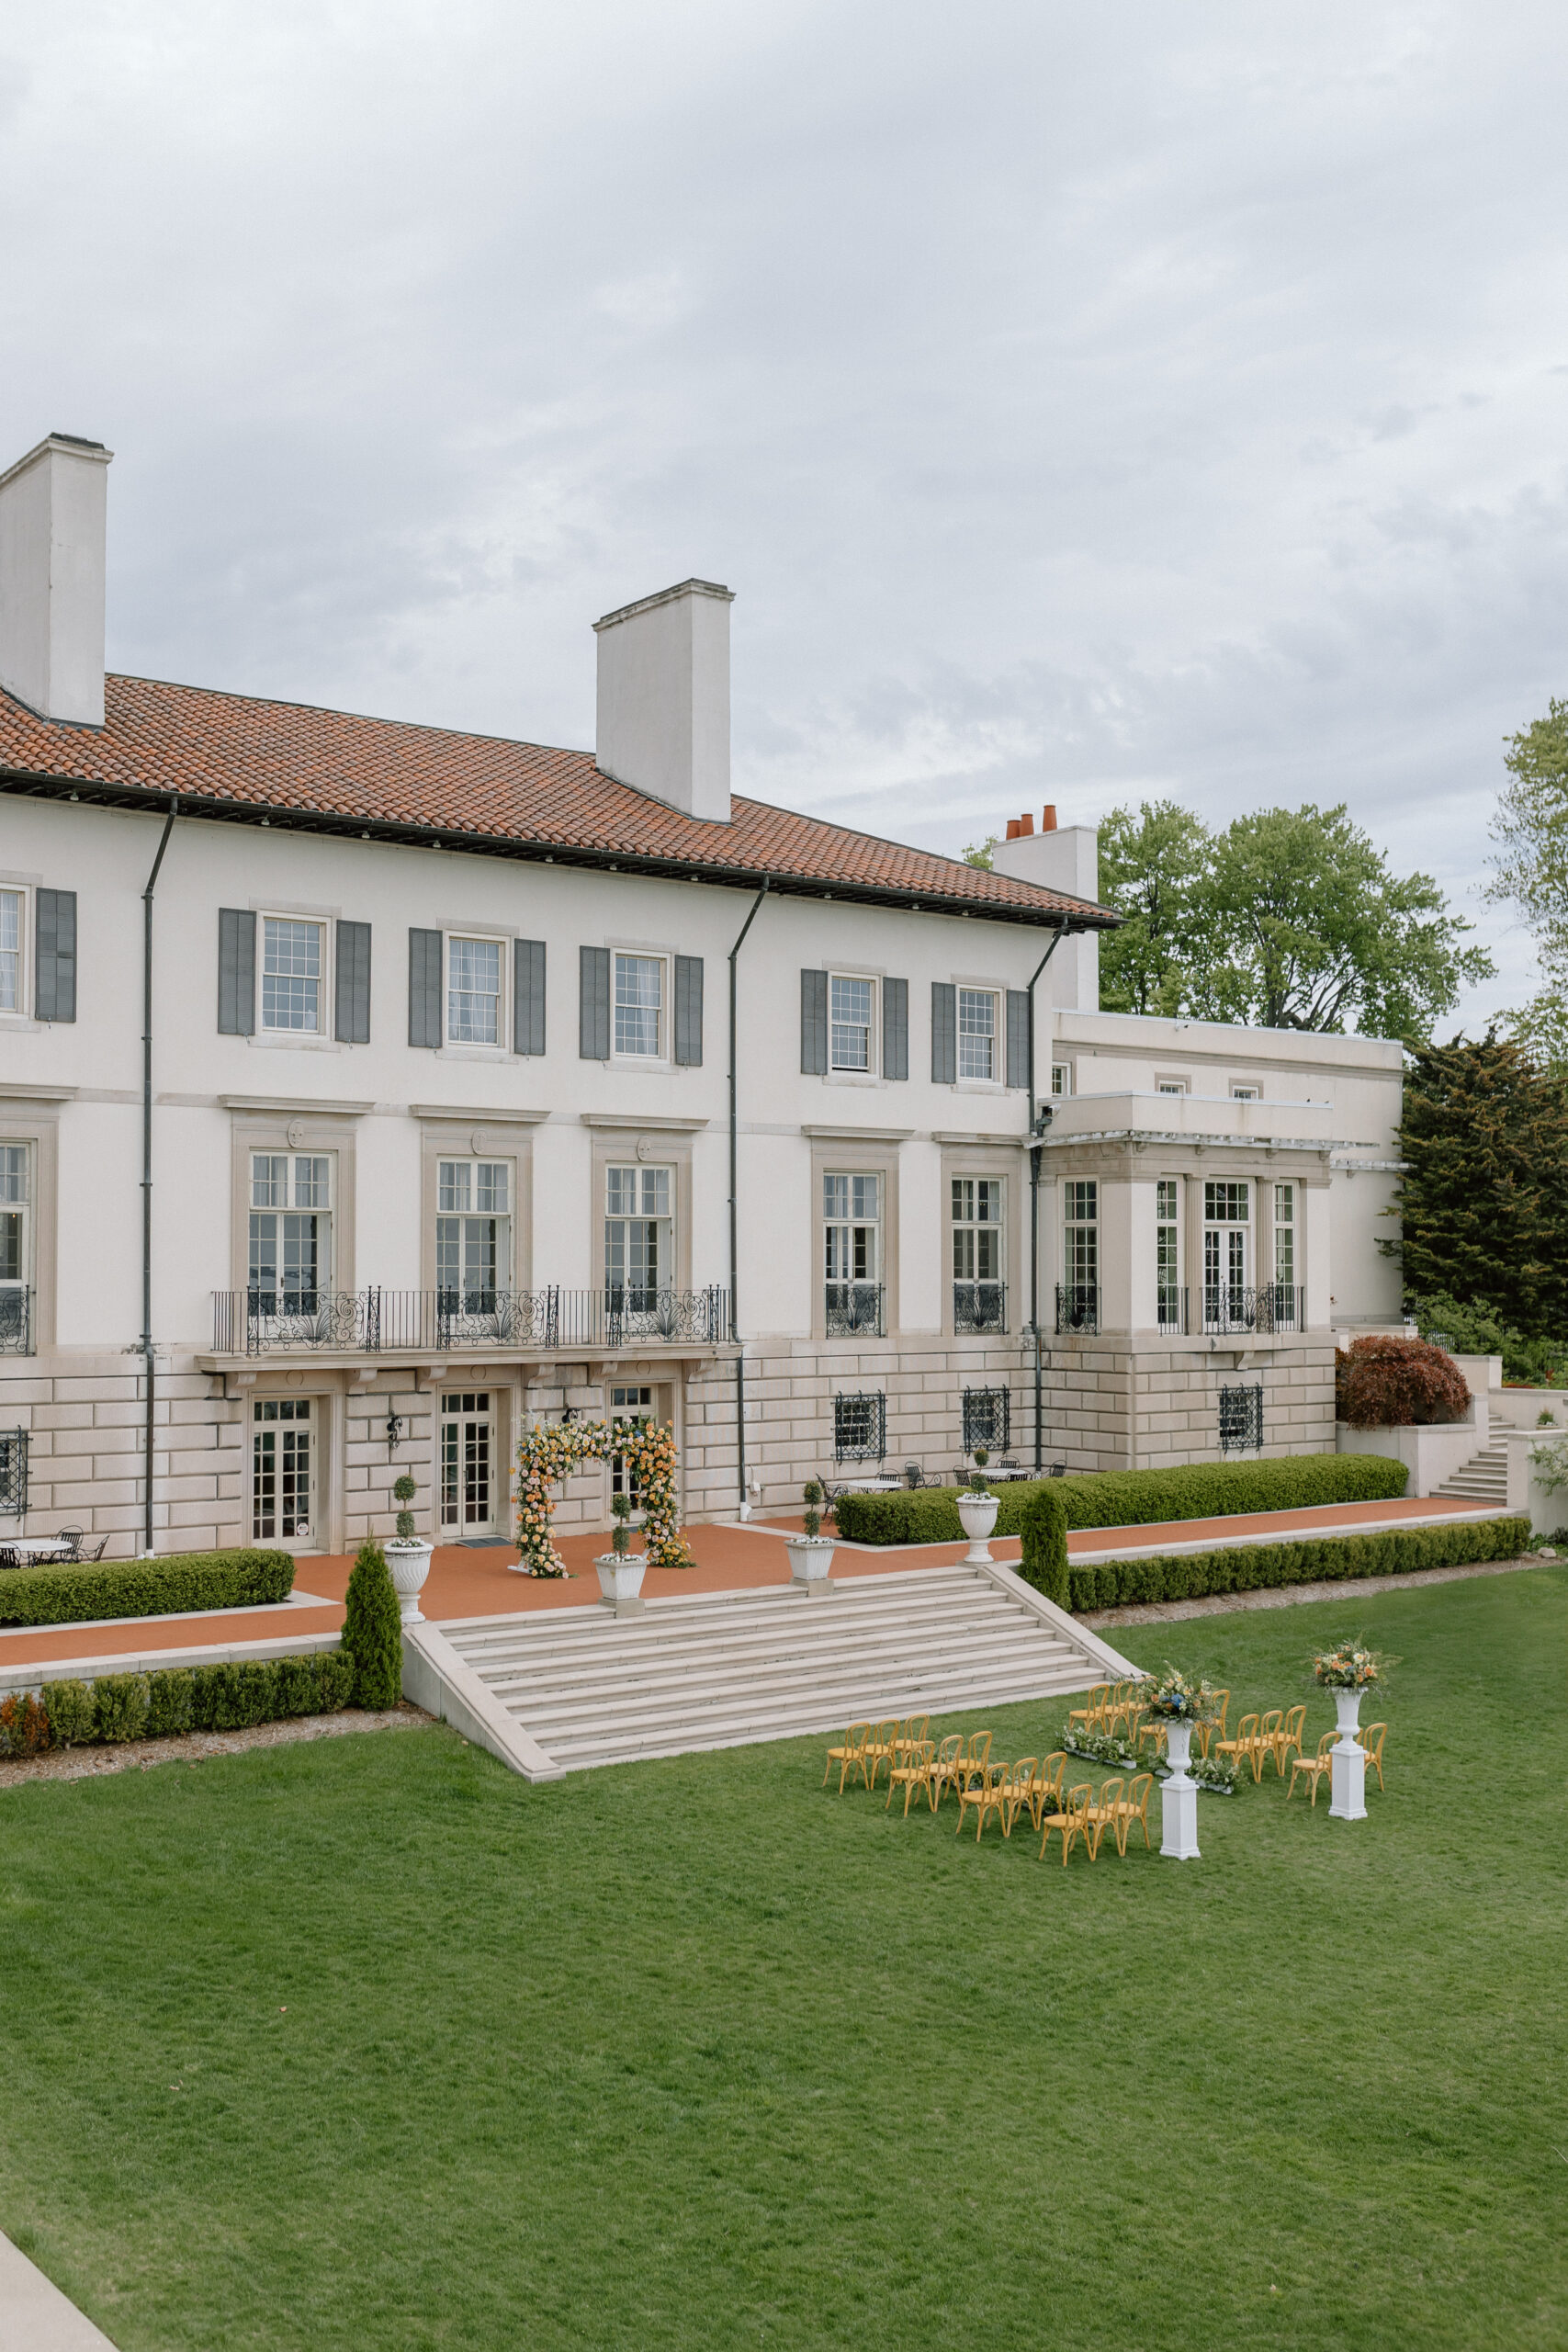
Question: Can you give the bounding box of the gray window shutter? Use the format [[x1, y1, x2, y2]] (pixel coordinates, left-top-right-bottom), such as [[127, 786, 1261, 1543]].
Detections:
[[931, 981, 957, 1083], [580, 945, 611, 1059], [513, 938, 546, 1057], [218, 908, 255, 1036], [882, 977, 908, 1081], [800, 968, 828, 1074], [335, 920, 372, 1044], [673, 955, 704, 1067], [1006, 989, 1030, 1090], [408, 928, 443, 1048], [34, 888, 77, 1023]]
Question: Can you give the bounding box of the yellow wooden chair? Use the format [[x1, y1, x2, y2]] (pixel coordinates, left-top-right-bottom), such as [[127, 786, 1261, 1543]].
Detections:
[[956, 1758, 1011, 1842], [948, 1729, 994, 1810], [892, 1713, 931, 1770], [1214, 1713, 1263, 1783], [1083, 1777, 1123, 1861], [823, 1721, 872, 1793], [1039, 1781, 1094, 1864], [1066, 1684, 1109, 1736], [1269, 1704, 1307, 1778], [1136, 1714, 1168, 1759], [1109, 1772, 1156, 1856], [927, 1734, 966, 1810], [1103, 1681, 1138, 1736], [997, 1757, 1039, 1840], [885, 1738, 937, 1817], [1013, 1752, 1065, 1836], [1196, 1690, 1230, 1759], [1358, 1723, 1388, 1792], [863, 1718, 902, 1792], [1288, 1730, 1337, 1806]]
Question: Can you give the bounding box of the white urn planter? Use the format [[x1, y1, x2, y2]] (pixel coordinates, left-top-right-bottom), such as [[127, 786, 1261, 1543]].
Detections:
[[1159, 1719, 1201, 1860], [595, 1553, 648, 1614], [1329, 1687, 1368, 1821], [957, 1491, 999, 1565], [785, 1535, 835, 1595], [384, 1538, 434, 1625]]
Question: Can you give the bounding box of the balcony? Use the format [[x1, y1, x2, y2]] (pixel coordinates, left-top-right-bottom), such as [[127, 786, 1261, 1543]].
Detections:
[[211, 1285, 733, 1358], [1055, 1283, 1100, 1336], [1157, 1285, 1188, 1336], [1201, 1284, 1305, 1337], [953, 1280, 1007, 1336], [0, 1287, 30, 1356], [825, 1281, 885, 1338]]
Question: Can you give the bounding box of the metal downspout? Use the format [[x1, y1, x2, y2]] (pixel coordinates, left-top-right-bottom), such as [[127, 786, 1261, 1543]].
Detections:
[[728, 880, 769, 1514], [1025, 928, 1066, 1474], [141, 798, 177, 1555]]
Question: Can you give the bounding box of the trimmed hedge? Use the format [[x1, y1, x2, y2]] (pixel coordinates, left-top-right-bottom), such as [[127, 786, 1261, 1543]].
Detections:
[[1016, 1497, 1530, 1615], [11, 1650, 355, 1754], [0, 1548, 295, 1628], [833, 1454, 1410, 1547]]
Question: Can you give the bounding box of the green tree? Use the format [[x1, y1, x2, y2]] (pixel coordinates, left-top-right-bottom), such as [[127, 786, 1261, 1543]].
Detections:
[[1193, 805, 1493, 1044], [341, 1541, 403, 1710], [963, 834, 998, 869], [1486, 696, 1568, 1065], [1383, 1035, 1568, 1339], [1097, 799, 1213, 1015]]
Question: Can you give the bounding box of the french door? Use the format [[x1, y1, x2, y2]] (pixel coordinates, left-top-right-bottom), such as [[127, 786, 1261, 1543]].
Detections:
[[441, 1391, 497, 1536], [253, 1398, 313, 1541]]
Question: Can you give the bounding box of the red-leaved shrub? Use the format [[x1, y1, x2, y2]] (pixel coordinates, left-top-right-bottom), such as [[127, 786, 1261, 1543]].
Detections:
[[1336, 1335, 1471, 1428], [0, 1691, 51, 1756]]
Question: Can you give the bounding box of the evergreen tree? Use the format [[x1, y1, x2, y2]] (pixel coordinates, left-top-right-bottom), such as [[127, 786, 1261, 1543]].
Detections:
[[341, 1541, 404, 1710], [1386, 1036, 1568, 1338]]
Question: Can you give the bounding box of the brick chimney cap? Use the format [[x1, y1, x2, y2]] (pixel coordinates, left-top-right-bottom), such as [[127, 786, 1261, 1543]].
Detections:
[[1042, 804, 1058, 831]]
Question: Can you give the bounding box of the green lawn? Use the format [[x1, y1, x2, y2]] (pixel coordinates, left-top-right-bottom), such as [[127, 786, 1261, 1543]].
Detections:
[[2, 1571, 1565, 2352]]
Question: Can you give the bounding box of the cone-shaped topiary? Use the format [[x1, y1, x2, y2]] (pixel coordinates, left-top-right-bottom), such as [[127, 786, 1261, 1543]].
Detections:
[[1018, 1483, 1069, 1610], [341, 1541, 404, 1710]]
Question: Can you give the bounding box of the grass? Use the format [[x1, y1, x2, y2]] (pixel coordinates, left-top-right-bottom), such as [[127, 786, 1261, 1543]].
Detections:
[[1, 1570, 1565, 2352]]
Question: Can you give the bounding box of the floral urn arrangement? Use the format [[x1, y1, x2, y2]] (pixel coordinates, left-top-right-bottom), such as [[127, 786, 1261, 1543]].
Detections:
[[383, 1474, 434, 1624], [786, 1480, 836, 1594], [1313, 1641, 1390, 1821], [1139, 1666, 1223, 1860], [595, 1490, 648, 1613], [957, 1448, 999, 1565]]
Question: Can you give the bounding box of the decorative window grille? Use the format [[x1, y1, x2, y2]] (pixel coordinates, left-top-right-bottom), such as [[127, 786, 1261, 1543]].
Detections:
[[962, 1386, 1010, 1455], [829, 975, 874, 1071], [834, 1390, 886, 1463], [1218, 1385, 1264, 1455], [0, 1427, 26, 1516]]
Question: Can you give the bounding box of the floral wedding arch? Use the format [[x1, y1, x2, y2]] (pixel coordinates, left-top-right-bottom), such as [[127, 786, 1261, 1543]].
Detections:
[[514, 1417, 692, 1577]]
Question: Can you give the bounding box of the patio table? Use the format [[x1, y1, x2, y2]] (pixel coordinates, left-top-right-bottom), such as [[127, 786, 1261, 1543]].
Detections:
[[2, 1537, 74, 1561]]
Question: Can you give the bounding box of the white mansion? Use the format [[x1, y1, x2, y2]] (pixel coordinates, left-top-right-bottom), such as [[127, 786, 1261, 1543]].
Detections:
[[0, 433, 1403, 1559]]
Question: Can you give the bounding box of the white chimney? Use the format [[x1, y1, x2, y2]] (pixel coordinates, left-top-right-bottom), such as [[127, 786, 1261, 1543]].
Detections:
[[593, 578, 734, 823], [0, 433, 113, 727], [991, 806, 1102, 1012]]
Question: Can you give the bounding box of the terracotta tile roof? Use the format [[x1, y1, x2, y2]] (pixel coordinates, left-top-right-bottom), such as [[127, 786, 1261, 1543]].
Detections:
[[0, 673, 1112, 929]]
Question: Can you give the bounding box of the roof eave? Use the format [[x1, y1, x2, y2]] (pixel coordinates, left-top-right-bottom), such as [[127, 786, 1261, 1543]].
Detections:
[[0, 764, 1120, 933]]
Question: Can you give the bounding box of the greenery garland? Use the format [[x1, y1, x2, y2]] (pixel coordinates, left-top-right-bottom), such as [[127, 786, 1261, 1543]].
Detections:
[[516, 1419, 691, 1577]]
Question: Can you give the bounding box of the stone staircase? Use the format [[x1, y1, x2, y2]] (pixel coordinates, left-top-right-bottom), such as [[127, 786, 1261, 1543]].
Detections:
[[1431, 1443, 1511, 1504], [436, 1564, 1131, 1773]]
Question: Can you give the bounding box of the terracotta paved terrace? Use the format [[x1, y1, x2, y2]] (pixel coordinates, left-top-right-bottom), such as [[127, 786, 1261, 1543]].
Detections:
[[0, 1494, 1502, 1674]]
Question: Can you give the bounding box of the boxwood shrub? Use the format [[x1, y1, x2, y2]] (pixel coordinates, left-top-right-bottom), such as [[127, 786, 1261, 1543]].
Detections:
[[0, 1548, 295, 1628], [1054, 1513, 1531, 1613], [833, 1453, 1410, 1547], [27, 1648, 355, 1753]]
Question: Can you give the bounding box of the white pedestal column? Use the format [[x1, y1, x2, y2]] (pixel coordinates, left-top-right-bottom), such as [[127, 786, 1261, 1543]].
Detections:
[[1329, 1689, 1367, 1820], [1160, 1720, 1201, 1860]]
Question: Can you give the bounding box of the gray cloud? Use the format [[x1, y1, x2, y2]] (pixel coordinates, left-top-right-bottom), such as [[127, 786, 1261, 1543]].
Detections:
[[2, 0, 1564, 1027]]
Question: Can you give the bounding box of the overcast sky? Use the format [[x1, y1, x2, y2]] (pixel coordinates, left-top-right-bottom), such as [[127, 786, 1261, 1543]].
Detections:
[[4, 1, 1564, 1028]]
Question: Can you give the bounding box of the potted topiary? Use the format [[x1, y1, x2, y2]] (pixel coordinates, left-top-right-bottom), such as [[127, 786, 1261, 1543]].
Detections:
[[785, 1480, 836, 1593], [957, 1447, 999, 1563], [383, 1474, 434, 1623], [595, 1491, 648, 1612]]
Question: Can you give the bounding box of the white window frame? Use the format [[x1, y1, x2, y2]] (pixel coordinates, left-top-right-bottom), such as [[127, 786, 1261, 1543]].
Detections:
[[951, 1176, 1004, 1284], [258, 912, 329, 1037], [609, 1381, 656, 1501], [824, 1171, 882, 1286], [1156, 1176, 1182, 1331], [1156, 1079, 1188, 1097], [446, 932, 507, 1050], [252, 1396, 315, 1543], [604, 1163, 674, 1301], [0, 1143, 30, 1331], [829, 971, 878, 1074], [956, 985, 1001, 1084], [1064, 1179, 1098, 1296], [612, 950, 669, 1063], [0, 887, 27, 1019], [1273, 1182, 1295, 1293], [1202, 1179, 1251, 1311], [435, 1159, 513, 1306], [1050, 1061, 1072, 1097], [248, 1151, 334, 1307], [1231, 1084, 1261, 1102]]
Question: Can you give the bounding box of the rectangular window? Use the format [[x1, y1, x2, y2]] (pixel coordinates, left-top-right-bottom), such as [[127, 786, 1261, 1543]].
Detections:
[[1050, 1062, 1071, 1096], [825, 1172, 882, 1332], [249, 1153, 332, 1313], [1157, 1080, 1187, 1096], [953, 1176, 1005, 1332], [0, 890, 21, 1012], [957, 987, 998, 1080], [609, 1382, 655, 1501], [0, 1145, 28, 1346], [1203, 1180, 1250, 1323], [829, 974, 874, 1072], [1274, 1182, 1295, 1291], [1231, 1084, 1260, 1102], [833, 1389, 886, 1463], [1064, 1180, 1098, 1294], [614, 952, 664, 1057], [252, 1397, 312, 1541], [448, 935, 503, 1046], [436, 1159, 511, 1310], [605, 1165, 673, 1309], [1156, 1176, 1181, 1330], [260, 916, 324, 1034]]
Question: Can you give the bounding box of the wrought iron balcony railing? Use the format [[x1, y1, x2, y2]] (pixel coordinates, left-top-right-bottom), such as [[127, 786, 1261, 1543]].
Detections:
[[0, 1288, 31, 1356], [953, 1280, 1007, 1336], [824, 1281, 885, 1338], [1157, 1285, 1189, 1336], [213, 1285, 733, 1357], [1201, 1284, 1305, 1336], [1055, 1283, 1100, 1336]]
